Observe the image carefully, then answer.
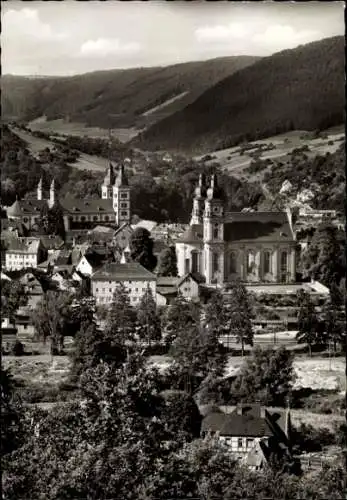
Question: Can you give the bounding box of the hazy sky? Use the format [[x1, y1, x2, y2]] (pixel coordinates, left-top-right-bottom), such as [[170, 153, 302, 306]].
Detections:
[[2, 1, 345, 76]]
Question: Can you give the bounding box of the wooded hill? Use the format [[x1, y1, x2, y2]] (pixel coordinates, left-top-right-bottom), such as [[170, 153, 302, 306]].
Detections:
[[132, 36, 345, 154], [1, 56, 258, 129]]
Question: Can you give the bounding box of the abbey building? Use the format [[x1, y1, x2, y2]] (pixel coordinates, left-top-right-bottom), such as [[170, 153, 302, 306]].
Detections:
[[6, 161, 131, 232], [176, 174, 296, 286]]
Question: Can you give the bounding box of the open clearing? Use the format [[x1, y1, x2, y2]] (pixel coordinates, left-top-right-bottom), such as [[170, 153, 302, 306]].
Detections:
[[195, 127, 345, 180], [28, 116, 139, 143], [12, 127, 109, 173], [4, 354, 344, 393]]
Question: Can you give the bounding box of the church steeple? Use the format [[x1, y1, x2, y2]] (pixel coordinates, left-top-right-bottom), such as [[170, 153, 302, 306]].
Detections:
[[113, 159, 131, 226], [102, 163, 116, 199], [48, 179, 56, 208], [190, 173, 207, 225], [37, 177, 43, 201]]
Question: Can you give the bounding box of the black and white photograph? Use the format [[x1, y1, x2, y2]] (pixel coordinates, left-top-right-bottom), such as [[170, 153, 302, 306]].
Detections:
[[1, 1, 346, 498]]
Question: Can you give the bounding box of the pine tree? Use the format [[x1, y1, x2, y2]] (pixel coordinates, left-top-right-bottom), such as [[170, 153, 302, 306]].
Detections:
[[137, 286, 161, 346], [105, 283, 136, 347]]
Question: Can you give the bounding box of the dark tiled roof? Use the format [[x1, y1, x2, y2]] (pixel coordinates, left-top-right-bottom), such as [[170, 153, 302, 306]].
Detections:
[[39, 235, 64, 250], [157, 277, 179, 287], [60, 197, 114, 214], [177, 224, 204, 243], [224, 212, 293, 243], [8, 199, 47, 215], [92, 262, 156, 281], [157, 286, 177, 296]]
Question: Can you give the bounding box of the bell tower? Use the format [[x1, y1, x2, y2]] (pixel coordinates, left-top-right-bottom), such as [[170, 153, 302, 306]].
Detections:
[[203, 174, 225, 285], [190, 173, 207, 225], [113, 159, 131, 226]]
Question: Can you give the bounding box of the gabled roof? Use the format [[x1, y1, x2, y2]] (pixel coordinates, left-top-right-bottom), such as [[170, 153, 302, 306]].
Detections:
[[6, 199, 23, 217], [113, 222, 133, 237], [60, 197, 114, 214], [92, 262, 156, 281], [224, 212, 294, 243], [6, 237, 41, 254], [7, 199, 47, 216], [39, 235, 64, 251], [157, 277, 179, 287]]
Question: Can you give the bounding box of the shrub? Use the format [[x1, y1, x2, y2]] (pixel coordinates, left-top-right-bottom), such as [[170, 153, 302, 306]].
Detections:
[[11, 340, 24, 357]]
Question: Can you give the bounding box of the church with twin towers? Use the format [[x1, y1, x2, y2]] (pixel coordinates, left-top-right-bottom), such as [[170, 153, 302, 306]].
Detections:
[[175, 173, 297, 286]]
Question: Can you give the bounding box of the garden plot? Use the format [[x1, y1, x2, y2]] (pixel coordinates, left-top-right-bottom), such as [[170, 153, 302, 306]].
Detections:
[[3, 355, 71, 385], [293, 358, 346, 391]]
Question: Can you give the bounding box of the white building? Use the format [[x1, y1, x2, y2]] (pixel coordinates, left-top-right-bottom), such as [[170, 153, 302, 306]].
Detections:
[[176, 174, 297, 286], [91, 262, 156, 307], [5, 237, 43, 271]]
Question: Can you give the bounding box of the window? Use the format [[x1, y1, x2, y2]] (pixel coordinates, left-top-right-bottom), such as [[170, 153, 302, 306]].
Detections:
[[109, 288, 112, 293], [247, 250, 256, 273], [229, 252, 237, 273], [121, 193, 128, 199], [121, 203, 127, 208], [280, 251, 288, 282], [105, 215, 109, 222], [246, 438, 253, 448], [121, 211, 127, 216], [81, 216, 86, 222], [191, 251, 199, 273], [237, 438, 243, 448], [263, 251, 271, 274], [212, 253, 219, 273], [185, 258, 190, 274], [213, 223, 219, 239]]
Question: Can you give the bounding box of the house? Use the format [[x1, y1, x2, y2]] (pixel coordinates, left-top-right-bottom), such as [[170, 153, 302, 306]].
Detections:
[[177, 273, 202, 300], [76, 255, 94, 276], [19, 272, 44, 309], [91, 262, 156, 307], [5, 237, 44, 271], [14, 307, 36, 340], [156, 273, 202, 304], [201, 404, 293, 470], [176, 174, 296, 286], [112, 222, 133, 250]]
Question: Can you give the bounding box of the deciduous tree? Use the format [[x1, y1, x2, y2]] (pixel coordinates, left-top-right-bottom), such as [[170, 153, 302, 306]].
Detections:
[[157, 246, 178, 277], [129, 227, 157, 271], [225, 282, 254, 356], [137, 285, 161, 345]]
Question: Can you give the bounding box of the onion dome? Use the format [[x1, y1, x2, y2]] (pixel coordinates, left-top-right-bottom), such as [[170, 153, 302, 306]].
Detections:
[[207, 174, 223, 200], [194, 173, 207, 199]]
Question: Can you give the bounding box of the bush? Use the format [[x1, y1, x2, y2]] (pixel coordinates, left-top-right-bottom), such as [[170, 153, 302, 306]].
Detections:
[[11, 340, 24, 356], [292, 423, 336, 454]]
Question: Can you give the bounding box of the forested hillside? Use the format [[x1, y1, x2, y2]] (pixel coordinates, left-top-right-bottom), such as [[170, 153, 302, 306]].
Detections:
[[133, 36, 345, 154], [1, 56, 258, 129]]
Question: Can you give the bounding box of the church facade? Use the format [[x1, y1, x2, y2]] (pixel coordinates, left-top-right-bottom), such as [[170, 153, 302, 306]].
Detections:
[[176, 174, 296, 286], [6, 161, 131, 232]]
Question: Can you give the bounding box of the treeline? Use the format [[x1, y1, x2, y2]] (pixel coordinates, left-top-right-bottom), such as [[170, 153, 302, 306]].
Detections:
[[133, 36, 345, 154]]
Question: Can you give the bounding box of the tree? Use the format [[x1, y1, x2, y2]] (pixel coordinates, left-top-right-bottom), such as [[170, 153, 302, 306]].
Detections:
[[1, 368, 24, 457], [32, 291, 73, 355], [157, 246, 178, 277], [302, 223, 345, 290], [231, 346, 296, 407], [170, 323, 226, 395], [137, 286, 161, 345], [48, 203, 66, 240], [129, 227, 157, 271], [1, 280, 28, 323], [225, 282, 254, 356], [204, 289, 227, 336], [105, 284, 137, 347], [296, 291, 322, 356], [322, 295, 346, 353], [163, 293, 200, 345]]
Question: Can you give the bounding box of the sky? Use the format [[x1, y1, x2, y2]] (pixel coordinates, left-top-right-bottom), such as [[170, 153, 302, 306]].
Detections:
[[1, 1, 345, 76]]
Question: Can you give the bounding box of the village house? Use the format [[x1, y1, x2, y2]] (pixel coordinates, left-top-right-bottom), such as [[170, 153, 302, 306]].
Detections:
[[5, 237, 44, 271], [156, 273, 202, 305], [19, 272, 44, 309], [91, 262, 156, 307], [201, 403, 293, 470]]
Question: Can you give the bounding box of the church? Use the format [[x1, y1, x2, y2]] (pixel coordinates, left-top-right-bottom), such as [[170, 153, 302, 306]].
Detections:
[[6, 161, 131, 232], [176, 174, 296, 286]]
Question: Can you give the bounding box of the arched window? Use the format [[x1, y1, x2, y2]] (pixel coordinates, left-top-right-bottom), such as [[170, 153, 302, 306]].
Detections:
[[81, 216, 86, 223], [212, 253, 219, 273], [213, 223, 219, 239], [229, 252, 237, 273], [105, 215, 110, 222], [93, 216, 98, 221], [280, 251, 288, 282], [247, 250, 256, 273], [191, 251, 199, 273], [263, 251, 271, 274]]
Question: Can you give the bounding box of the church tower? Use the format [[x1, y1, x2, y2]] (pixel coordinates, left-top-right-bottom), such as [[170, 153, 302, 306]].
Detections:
[[48, 179, 56, 208], [101, 163, 116, 199], [190, 173, 207, 225], [37, 178, 43, 201], [203, 174, 225, 285], [113, 159, 131, 226]]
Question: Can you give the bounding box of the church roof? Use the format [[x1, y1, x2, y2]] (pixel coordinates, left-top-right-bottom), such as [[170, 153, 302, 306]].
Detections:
[[6, 199, 23, 217], [224, 212, 294, 243], [60, 197, 114, 214], [7, 199, 47, 216], [177, 224, 204, 243]]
